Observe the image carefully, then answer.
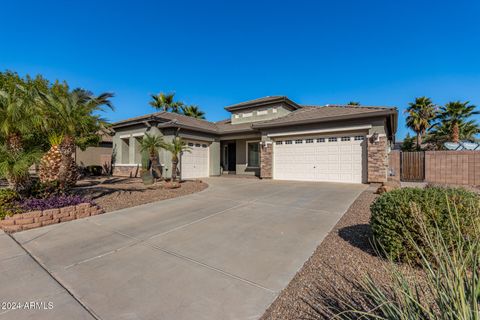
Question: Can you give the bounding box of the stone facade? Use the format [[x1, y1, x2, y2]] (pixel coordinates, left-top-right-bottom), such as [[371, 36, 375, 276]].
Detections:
[[0, 203, 104, 233], [367, 135, 388, 183], [112, 165, 140, 177], [260, 143, 273, 179]]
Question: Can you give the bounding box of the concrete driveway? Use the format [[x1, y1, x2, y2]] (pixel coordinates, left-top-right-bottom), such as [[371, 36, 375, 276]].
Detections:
[[2, 177, 366, 320]]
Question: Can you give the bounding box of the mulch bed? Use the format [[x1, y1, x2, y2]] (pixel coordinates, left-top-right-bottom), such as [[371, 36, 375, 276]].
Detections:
[[261, 185, 409, 319], [73, 177, 208, 212]]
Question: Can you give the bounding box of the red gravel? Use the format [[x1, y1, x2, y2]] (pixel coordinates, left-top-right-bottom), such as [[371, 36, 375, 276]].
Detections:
[[261, 185, 403, 319], [73, 177, 208, 212]]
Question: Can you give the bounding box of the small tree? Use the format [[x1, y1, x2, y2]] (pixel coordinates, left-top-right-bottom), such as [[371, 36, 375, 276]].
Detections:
[[162, 136, 191, 181], [401, 133, 416, 151], [139, 133, 164, 179]]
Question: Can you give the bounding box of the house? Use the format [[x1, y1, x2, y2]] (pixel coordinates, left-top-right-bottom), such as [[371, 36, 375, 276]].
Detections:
[[75, 133, 113, 174], [111, 96, 397, 184]]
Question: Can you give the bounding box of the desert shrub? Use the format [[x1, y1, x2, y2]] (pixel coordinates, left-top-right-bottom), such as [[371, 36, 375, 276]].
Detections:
[[85, 165, 103, 176], [370, 186, 480, 262], [18, 195, 93, 211], [310, 201, 480, 319], [25, 180, 64, 199], [0, 189, 21, 219]]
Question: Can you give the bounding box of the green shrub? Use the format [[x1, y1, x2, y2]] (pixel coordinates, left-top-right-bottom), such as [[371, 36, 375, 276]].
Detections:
[[85, 165, 103, 176], [370, 186, 480, 262], [313, 199, 480, 319], [0, 188, 20, 219]]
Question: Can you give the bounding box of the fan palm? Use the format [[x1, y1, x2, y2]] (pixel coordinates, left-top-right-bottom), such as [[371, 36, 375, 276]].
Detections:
[[405, 97, 437, 148], [39, 88, 114, 189], [139, 133, 164, 179], [181, 105, 206, 119], [162, 136, 191, 181], [434, 101, 479, 142], [149, 92, 185, 113]]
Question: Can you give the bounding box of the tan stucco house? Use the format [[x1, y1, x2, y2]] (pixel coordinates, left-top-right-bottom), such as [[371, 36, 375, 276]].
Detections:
[[111, 96, 397, 184]]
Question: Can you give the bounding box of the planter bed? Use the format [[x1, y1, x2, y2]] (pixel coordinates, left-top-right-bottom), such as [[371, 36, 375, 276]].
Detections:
[[0, 202, 104, 233]]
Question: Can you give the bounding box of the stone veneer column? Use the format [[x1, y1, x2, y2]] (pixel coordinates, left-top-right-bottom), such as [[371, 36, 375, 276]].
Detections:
[[367, 135, 388, 183], [260, 142, 273, 179]]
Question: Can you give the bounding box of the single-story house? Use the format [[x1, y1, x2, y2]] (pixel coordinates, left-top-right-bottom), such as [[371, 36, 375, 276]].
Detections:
[[75, 133, 113, 174], [111, 96, 397, 184]]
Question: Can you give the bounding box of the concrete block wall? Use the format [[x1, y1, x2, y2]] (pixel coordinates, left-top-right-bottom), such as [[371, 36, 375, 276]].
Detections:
[[0, 203, 104, 233]]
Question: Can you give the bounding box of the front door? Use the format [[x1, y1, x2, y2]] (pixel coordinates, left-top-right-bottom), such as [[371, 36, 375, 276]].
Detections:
[[227, 143, 236, 171]]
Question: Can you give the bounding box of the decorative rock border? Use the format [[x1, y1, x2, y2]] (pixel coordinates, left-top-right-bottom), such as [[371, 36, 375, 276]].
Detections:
[[0, 203, 104, 233]]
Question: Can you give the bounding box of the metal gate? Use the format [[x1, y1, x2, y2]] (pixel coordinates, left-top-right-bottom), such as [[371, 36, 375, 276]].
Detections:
[[401, 151, 425, 182]]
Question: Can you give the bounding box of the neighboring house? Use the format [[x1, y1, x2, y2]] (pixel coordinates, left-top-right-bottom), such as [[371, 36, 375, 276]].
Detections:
[[75, 133, 113, 174], [111, 96, 397, 184]]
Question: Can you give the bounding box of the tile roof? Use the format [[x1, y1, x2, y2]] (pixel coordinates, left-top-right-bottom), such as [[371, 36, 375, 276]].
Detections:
[[111, 104, 397, 135], [252, 105, 397, 128], [224, 96, 301, 111]]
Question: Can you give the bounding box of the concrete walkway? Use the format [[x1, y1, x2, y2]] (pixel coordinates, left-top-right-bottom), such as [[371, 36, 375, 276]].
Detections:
[[2, 178, 366, 320]]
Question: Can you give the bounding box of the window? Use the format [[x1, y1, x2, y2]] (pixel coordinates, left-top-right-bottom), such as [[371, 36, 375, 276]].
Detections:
[[341, 136, 351, 141], [188, 142, 194, 147], [275, 141, 283, 145], [328, 137, 337, 142], [306, 139, 314, 143], [243, 112, 253, 118], [202, 144, 207, 148], [317, 138, 325, 143], [295, 139, 303, 144], [354, 136, 365, 141], [257, 110, 268, 115], [247, 142, 260, 167], [285, 140, 293, 144], [195, 143, 201, 147]]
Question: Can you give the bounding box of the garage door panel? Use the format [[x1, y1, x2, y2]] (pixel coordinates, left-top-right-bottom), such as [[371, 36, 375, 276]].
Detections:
[[181, 141, 209, 179], [274, 134, 365, 184]]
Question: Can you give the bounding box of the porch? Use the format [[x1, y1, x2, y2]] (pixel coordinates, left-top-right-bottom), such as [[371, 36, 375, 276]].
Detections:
[[220, 139, 261, 177]]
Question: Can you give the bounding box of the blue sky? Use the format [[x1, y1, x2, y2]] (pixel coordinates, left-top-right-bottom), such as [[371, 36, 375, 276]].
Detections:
[[1, 0, 479, 139]]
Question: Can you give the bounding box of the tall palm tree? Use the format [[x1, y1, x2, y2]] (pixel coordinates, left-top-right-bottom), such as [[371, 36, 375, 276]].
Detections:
[[405, 97, 437, 148], [162, 136, 191, 181], [39, 88, 114, 189], [139, 133, 164, 179], [181, 105, 206, 119], [434, 101, 479, 142]]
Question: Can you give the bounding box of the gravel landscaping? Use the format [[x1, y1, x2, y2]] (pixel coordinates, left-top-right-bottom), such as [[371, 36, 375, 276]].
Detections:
[[261, 184, 412, 319], [73, 177, 208, 212]]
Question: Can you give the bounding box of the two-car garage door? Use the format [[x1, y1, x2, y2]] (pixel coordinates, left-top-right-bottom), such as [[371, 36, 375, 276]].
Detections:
[[273, 134, 366, 184], [181, 141, 209, 179]]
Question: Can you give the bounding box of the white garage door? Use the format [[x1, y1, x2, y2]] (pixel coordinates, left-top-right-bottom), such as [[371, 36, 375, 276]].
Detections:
[[181, 141, 210, 179], [273, 134, 366, 183]]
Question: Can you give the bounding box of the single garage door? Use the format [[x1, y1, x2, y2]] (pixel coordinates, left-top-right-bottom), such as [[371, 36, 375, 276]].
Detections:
[[273, 134, 366, 183], [181, 141, 209, 179]]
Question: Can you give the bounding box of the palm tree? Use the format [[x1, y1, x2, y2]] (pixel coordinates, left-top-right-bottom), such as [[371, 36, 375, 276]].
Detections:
[[139, 133, 164, 179], [0, 74, 41, 153], [162, 136, 191, 181], [434, 101, 479, 142], [405, 97, 437, 148], [181, 105, 206, 119], [348, 101, 360, 106], [0, 144, 43, 192], [39, 88, 114, 189]]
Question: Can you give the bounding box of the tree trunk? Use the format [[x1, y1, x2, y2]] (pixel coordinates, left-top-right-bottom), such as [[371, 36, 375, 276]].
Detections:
[[416, 133, 422, 150], [452, 123, 460, 143], [150, 152, 162, 180], [171, 159, 178, 181], [6, 133, 23, 154], [58, 135, 78, 190]]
